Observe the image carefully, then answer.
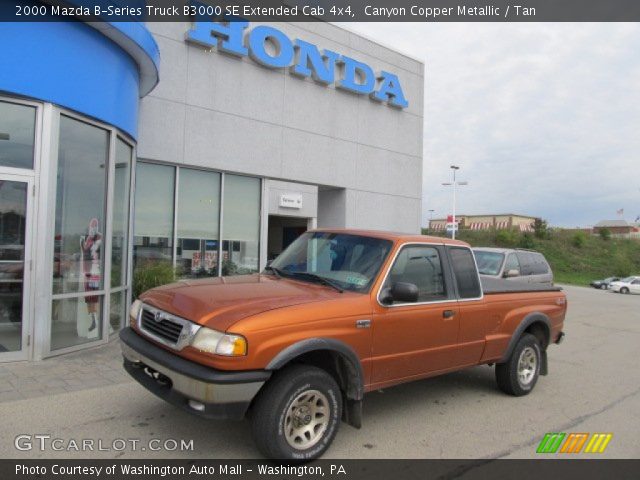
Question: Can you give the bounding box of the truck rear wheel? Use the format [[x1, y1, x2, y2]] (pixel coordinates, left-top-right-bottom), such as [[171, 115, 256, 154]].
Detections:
[[251, 365, 342, 460], [496, 333, 541, 396]]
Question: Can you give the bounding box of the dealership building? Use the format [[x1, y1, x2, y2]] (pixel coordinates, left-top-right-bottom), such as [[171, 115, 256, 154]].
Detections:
[[0, 14, 424, 361]]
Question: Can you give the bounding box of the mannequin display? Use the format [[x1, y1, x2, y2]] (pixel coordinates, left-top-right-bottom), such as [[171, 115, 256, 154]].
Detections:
[[80, 218, 102, 334]]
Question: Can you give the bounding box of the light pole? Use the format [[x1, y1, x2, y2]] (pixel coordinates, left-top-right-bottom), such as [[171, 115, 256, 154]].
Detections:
[[428, 209, 435, 230], [442, 165, 468, 239]]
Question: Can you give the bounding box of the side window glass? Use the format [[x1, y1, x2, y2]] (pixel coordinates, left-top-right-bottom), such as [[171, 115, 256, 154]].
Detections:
[[504, 253, 520, 274], [385, 246, 446, 302], [537, 255, 550, 274], [517, 252, 533, 275], [449, 247, 482, 299]]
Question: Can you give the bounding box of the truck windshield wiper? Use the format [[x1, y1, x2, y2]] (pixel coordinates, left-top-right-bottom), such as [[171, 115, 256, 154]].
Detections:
[[264, 265, 283, 278], [290, 272, 344, 293]]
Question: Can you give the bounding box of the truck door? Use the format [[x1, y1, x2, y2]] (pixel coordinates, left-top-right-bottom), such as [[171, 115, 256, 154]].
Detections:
[[370, 244, 460, 386], [447, 246, 493, 365]]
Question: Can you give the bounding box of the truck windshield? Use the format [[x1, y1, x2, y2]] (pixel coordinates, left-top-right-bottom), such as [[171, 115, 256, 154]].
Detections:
[[269, 232, 393, 293], [473, 250, 505, 276]]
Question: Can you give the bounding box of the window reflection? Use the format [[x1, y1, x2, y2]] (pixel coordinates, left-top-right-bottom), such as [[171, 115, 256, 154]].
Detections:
[[222, 175, 260, 275], [51, 116, 108, 350], [0, 181, 28, 352], [0, 101, 35, 170], [133, 163, 175, 297], [176, 168, 220, 278], [131, 165, 263, 297], [111, 140, 132, 288]]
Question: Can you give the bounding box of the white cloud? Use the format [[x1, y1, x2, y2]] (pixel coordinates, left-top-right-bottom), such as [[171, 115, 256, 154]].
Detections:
[[347, 22, 640, 227]]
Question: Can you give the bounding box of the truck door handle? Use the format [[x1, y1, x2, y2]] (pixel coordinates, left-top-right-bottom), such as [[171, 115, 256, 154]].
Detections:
[[442, 310, 455, 319]]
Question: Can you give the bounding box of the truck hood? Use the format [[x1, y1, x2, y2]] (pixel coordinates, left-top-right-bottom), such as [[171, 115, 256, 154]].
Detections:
[[140, 274, 345, 331]]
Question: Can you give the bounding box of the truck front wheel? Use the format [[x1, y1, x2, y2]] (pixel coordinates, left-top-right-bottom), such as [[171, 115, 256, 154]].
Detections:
[[251, 365, 342, 460], [495, 333, 541, 396]]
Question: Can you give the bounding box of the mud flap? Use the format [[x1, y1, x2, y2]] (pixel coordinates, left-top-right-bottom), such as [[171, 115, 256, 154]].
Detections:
[[540, 350, 548, 376], [343, 398, 362, 429]]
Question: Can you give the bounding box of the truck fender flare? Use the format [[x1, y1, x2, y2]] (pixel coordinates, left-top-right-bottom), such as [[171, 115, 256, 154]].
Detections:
[[265, 338, 364, 401], [499, 312, 551, 364]]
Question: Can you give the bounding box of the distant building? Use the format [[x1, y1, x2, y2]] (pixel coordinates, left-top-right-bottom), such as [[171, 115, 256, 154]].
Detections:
[[592, 220, 640, 238], [429, 214, 538, 232]]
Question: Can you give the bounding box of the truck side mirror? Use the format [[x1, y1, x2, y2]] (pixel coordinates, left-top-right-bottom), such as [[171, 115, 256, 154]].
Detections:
[[503, 269, 520, 278], [381, 282, 419, 304]]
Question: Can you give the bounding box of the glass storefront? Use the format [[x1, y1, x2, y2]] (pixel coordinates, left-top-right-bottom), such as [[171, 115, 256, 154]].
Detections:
[[133, 163, 174, 267], [176, 168, 221, 278], [0, 18, 158, 361], [50, 114, 134, 352], [0, 99, 263, 359], [0, 181, 29, 352], [222, 175, 261, 275], [0, 101, 36, 170], [133, 163, 262, 292], [0, 100, 36, 359], [51, 116, 109, 349], [110, 139, 133, 332]]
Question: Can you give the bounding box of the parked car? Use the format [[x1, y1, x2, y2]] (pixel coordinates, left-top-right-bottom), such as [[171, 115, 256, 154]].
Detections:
[[609, 276, 640, 294], [473, 247, 553, 285], [121, 230, 566, 460], [590, 277, 620, 290]]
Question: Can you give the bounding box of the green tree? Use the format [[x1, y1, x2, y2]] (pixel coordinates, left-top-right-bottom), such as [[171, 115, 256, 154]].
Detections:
[[533, 218, 549, 239]]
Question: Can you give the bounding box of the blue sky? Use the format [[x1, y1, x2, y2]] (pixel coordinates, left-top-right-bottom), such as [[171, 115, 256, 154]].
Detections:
[[347, 23, 640, 227]]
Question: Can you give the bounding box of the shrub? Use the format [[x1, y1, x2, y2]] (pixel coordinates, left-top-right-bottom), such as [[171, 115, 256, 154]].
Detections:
[[519, 232, 535, 249], [133, 261, 176, 299], [599, 228, 611, 241], [612, 253, 632, 277], [495, 229, 519, 247], [571, 231, 587, 248], [533, 218, 549, 239], [222, 259, 238, 276]]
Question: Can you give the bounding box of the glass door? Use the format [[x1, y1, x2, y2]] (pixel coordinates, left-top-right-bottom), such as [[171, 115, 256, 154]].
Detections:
[[0, 175, 33, 361]]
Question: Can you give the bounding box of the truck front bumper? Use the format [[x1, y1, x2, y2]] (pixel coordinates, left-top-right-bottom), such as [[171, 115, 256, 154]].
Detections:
[[119, 327, 270, 420]]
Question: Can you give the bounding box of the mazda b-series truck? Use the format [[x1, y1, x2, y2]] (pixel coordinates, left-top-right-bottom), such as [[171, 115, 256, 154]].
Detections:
[[120, 230, 566, 460]]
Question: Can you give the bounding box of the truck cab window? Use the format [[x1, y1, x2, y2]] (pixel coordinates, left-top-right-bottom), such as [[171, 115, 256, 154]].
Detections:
[[385, 245, 446, 302], [449, 247, 482, 299]]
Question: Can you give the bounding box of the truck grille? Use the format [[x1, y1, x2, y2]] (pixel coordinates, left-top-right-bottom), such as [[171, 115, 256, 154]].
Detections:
[[140, 308, 184, 344]]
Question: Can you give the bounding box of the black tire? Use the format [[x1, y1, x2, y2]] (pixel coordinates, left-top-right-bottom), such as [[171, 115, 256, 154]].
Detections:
[[495, 333, 542, 396], [621, 287, 630, 294], [251, 364, 342, 461], [600, 284, 607, 290]]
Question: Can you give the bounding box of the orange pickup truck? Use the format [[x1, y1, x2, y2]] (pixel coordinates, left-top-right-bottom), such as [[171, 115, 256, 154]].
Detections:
[[120, 230, 566, 460]]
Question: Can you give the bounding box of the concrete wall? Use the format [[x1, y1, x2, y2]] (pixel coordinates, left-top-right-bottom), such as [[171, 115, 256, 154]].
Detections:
[[138, 21, 424, 233], [266, 180, 318, 219]]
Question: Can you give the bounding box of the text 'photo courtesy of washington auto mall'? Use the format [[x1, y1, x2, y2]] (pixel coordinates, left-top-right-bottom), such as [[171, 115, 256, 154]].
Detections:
[[0, 0, 639, 479]]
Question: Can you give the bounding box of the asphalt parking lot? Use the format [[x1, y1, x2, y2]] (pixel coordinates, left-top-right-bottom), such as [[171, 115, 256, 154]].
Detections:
[[0, 285, 638, 459]]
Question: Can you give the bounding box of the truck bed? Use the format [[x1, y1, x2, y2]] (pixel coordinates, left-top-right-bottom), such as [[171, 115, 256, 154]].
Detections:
[[481, 276, 563, 294]]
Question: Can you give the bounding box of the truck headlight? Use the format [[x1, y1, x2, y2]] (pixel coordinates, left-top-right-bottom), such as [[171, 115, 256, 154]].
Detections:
[[129, 299, 142, 325], [191, 327, 247, 356]]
